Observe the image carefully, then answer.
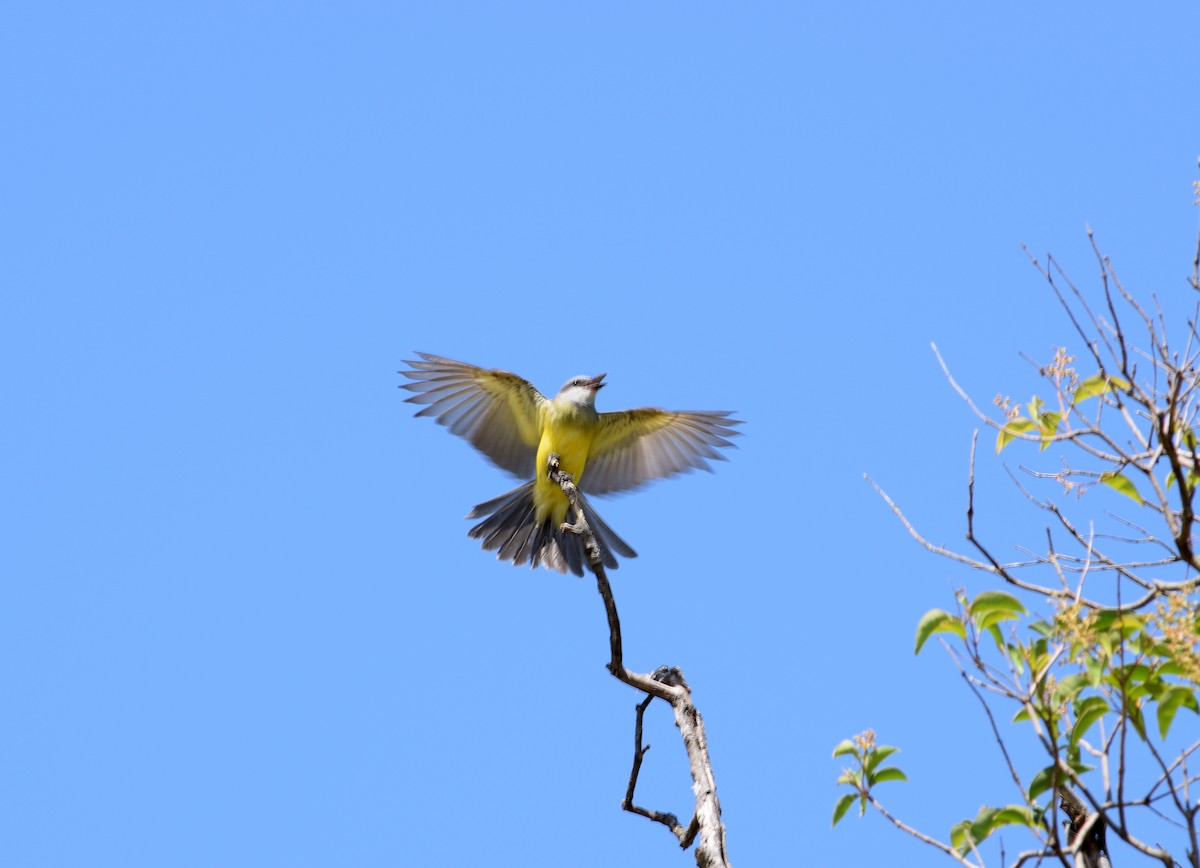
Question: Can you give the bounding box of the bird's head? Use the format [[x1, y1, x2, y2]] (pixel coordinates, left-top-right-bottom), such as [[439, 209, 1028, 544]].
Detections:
[[555, 373, 606, 409]]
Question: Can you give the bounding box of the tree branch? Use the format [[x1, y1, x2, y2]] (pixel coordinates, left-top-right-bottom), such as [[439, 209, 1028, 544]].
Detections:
[[547, 453, 731, 867], [1057, 786, 1113, 868]]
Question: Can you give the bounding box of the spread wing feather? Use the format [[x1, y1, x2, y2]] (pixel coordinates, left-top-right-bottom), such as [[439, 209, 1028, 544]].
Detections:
[[400, 353, 547, 479], [583, 409, 742, 495]]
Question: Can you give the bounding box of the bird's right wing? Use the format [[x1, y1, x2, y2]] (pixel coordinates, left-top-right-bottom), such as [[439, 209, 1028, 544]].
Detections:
[[400, 353, 548, 479], [583, 408, 742, 495]]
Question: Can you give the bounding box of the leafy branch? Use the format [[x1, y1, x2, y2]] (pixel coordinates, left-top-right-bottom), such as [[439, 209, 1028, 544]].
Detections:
[[835, 215, 1200, 867]]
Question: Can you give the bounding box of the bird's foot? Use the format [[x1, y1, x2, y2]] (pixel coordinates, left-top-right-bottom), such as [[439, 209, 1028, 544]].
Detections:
[[559, 517, 587, 536]]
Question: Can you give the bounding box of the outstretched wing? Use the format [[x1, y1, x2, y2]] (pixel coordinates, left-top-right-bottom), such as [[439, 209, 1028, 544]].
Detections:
[[400, 352, 548, 479], [582, 408, 742, 495]]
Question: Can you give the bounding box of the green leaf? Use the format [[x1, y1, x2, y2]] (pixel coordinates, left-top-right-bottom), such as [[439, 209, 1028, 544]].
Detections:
[[915, 609, 965, 653], [1028, 764, 1060, 800], [970, 590, 1027, 618], [991, 805, 1037, 830], [1110, 661, 1152, 686], [1037, 411, 1063, 450], [1032, 635, 1048, 657], [997, 417, 1036, 453], [1073, 373, 1130, 404], [1136, 630, 1157, 655], [1006, 641, 1027, 675], [1126, 681, 1152, 704], [969, 807, 1002, 843], [868, 767, 907, 786], [1101, 471, 1144, 504], [864, 745, 899, 774], [1094, 610, 1146, 639], [1123, 695, 1148, 740], [836, 769, 862, 787], [1167, 463, 1200, 492], [983, 622, 1005, 651], [967, 805, 1035, 843], [949, 819, 973, 853], [978, 610, 1021, 631], [1029, 761, 1094, 800], [1052, 672, 1091, 708], [1072, 374, 1107, 403], [1092, 608, 1119, 633], [1070, 696, 1109, 746], [832, 739, 858, 759], [832, 793, 855, 827], [1156, 686, 1199, 739]]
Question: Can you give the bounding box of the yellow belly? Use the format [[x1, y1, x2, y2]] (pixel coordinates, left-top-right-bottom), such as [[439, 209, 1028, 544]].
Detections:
[[533, 416, 595, 526]]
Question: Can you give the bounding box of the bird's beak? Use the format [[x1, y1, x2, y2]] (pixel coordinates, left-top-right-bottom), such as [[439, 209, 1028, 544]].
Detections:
[[588, 373, 607, 391]]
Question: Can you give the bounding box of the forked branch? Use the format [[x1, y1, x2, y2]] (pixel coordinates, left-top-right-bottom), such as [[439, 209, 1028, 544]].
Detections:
[[547, 453, 730, 868]]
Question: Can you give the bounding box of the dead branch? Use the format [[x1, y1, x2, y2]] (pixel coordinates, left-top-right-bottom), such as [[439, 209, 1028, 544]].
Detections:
[[548, 453, 731, 868], [622, 692, 688, 838], [1057, 786, 1113, 868]]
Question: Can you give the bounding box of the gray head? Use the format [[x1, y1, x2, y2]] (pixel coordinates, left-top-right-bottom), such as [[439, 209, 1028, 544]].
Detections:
[[555, 373, 606, 409]]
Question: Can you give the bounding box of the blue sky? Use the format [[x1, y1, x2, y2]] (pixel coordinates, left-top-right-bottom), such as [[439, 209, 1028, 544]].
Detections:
[[4, 3, 1199, 865]]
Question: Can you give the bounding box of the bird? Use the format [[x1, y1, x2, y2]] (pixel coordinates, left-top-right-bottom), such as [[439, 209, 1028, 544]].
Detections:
[[399, 352, 742, 576]]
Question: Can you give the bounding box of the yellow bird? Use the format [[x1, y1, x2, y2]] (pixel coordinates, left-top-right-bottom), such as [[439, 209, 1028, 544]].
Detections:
[[400, 353, 742, 576]]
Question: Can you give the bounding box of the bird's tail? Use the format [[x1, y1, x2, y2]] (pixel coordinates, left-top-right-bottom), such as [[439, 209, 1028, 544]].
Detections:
[[466, 482, 637, 577]]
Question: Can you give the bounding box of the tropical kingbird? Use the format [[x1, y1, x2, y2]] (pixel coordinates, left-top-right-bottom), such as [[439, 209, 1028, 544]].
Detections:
[[400, 353, 742, 576]]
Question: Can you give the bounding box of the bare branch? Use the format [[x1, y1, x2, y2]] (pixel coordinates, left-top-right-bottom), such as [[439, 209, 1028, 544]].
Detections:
[[547, 453, 731, 867], [621, 693, 687, 838], [865, 473, 1069, 600], [1057, 786, 1114, 868]]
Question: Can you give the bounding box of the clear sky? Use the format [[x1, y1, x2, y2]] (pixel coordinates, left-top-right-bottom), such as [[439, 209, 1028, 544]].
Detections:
[[4, 3, 1199, 866]]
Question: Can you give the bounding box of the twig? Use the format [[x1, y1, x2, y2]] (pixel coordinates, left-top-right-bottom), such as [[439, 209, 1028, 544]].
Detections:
[[961, 669, 1033, 813], [864, 793, 982, 867], [622, 693, 687, 836], [865, 473, 1069, 600]]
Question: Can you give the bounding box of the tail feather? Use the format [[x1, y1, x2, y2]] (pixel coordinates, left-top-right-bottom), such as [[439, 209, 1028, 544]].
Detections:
[[577, 491, 638, 559], [497, 505, 538, 564], [470, 498, 525, 548], [510, 515, 543, 567], [563, 533, 583, 576], [466, 482, 637, 577]]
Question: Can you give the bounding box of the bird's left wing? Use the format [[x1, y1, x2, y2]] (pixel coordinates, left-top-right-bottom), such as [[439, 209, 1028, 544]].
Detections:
[[400, 352, 548, 479], [582, 408, 742, 495]]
